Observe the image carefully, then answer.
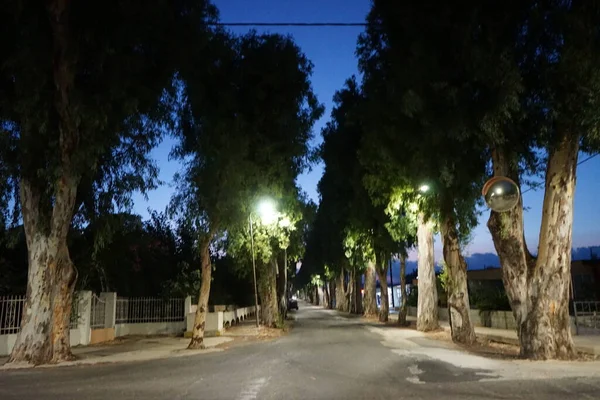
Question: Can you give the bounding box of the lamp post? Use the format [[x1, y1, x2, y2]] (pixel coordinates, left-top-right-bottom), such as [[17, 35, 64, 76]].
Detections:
[[249, 198, 278, 328]]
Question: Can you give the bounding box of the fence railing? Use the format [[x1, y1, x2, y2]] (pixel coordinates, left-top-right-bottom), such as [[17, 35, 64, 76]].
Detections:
[[90, 294, 106, 329], [1, 295, 80, 334], [574, 301, 600, 335], [116, 297, 185, 324], [0, 295, 26, 335]]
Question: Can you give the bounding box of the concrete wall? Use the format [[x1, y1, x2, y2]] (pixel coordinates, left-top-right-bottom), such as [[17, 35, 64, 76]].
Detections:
[[185, 306, 259, 336], [0, 328, 83, 356], [0, 292, 192, 356], [115, 322, 185, 337], [90, 328, 115, 344], [407, 306, 578, 334]]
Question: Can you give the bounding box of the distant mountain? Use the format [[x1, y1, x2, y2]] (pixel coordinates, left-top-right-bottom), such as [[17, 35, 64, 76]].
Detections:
[[380, 246, 600, 285], [572, 246, 600, 261]]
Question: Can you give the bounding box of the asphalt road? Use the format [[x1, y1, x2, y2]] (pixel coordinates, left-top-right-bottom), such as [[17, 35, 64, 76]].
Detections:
[[1, 302, 600, 399]]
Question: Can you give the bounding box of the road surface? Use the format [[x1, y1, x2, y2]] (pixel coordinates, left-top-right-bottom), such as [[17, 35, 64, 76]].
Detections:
[[1, 302, 600, 399]]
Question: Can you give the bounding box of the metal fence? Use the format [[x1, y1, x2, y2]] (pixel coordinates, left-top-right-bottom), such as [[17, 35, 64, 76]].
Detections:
[[116, 297, 185, 324], [0, 295, 26, 335], [1, 295, 80, 334], [90, 294, 105, 329], [574, 301, 600, 335]]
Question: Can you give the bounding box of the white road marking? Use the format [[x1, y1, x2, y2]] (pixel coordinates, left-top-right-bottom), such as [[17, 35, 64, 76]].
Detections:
[[406, 364, 425, 384], [237, 377, 269, 400]]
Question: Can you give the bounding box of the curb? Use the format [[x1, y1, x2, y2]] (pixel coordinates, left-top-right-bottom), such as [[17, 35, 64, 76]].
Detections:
[[0, 340, 231, 371], [439, 325, 600, 356]]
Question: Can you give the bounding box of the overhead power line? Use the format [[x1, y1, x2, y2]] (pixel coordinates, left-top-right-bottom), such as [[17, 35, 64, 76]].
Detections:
[[210, 22, 367, 27], [521, 153, 598, 194]]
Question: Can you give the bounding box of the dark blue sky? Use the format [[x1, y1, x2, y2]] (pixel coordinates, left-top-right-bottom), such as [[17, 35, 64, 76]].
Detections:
[[131, 0, 600, 261]]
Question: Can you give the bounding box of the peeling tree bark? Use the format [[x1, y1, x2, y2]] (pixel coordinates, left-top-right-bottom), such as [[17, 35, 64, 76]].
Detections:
[[348, 269, 363, 315], [488, 139, 578, 360], [335, 269, 348, 311], [188, 233, 214, 350], [440, 205, 476, 344], [417, 213, 439, 332], [323, 279, 330, 308], [9, 0, 81, 365], [259, 258, 280, 327], [328, 280, 336, 309], [9, 176, 79, 365], [376, 256, 389, 323], [398, 254, 409, 326], [277, 250, 287, 320], [363, 261, 378, 317]]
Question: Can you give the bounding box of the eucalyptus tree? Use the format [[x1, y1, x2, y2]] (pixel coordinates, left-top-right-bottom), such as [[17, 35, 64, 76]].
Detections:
[[357, 0, 600, 357], [357, 0, 494, 341], [0, 0, 216, 364], [485, 0, 600, 359], [309, 78, 367, 314], [173, 30, 322, 343], [302, 196, 351, 311]]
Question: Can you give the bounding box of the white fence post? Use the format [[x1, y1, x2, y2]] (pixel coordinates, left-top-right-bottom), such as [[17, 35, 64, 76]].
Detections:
[[100, 292, 117, 329], [184, 296, 192, 315], [78, 291, 92, 345]]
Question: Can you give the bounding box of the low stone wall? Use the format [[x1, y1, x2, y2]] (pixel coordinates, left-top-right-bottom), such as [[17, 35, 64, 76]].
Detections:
[[115, 322, 185, 337], [0, 328, 84, 356], [186, 306, 259, 336], [90, 328, 116, 344], [407, 306, 578, 334]]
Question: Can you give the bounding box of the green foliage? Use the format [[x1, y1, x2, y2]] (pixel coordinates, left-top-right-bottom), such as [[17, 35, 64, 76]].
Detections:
[[406, 287, 418, 307], [171, 30, 323, 244], [356, 0, 493, 244], [469, 286, 511, 312], [304, 76, 399, 286], [438, 262, 449, 292], [227, 190, 314, 283], [0, 0, 217, 231]]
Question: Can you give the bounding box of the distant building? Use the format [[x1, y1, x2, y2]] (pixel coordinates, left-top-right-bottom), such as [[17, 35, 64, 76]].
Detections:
[[466, 260, 600, 300]]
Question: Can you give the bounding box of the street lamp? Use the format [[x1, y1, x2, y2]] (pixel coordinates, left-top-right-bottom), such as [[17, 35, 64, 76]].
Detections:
[[249, 198, 278, 327]]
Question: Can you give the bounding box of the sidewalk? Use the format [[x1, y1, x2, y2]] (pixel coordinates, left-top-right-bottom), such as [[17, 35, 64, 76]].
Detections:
[[0, 335, 232, 370], [404, 315, 600, 356]]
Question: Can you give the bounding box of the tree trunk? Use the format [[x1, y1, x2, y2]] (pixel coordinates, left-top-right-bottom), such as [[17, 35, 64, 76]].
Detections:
[[376, 257, 389, 323], [363, 261, 378, 317], [323, 280, 329, 308], [336, 269, 348, 311], [188, 233, 214, 350], [488, 139, 578, 360], [259, 259, 280, 327], [328, 280, 336, 309], [398, 254, 409, 326], [440, 207, 476, 344], [353, 271, 363, 315], [9, 180, 79, 365], [277, 250, 287, 320], [417, 213, 439, 331], [346, 270, 356, 314], [9, 0, 82, 366]]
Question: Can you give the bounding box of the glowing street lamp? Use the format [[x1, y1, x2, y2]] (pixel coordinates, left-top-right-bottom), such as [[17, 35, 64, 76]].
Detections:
[[419, 184, 430, 193], [249, 198, 278, 327], [257, 198, 278, 225]]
